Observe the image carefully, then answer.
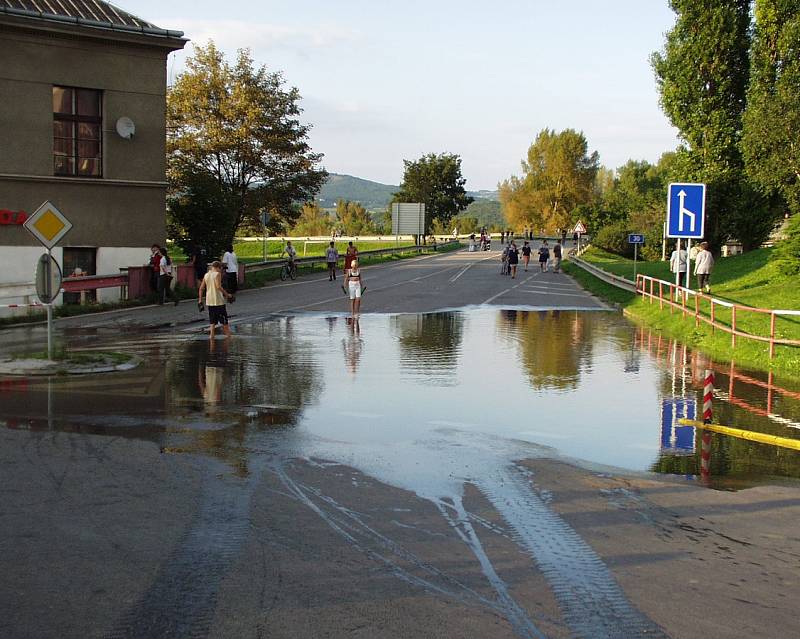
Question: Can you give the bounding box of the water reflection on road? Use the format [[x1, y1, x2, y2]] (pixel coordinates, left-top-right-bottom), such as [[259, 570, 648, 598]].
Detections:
[[2, 309, 798, 488]]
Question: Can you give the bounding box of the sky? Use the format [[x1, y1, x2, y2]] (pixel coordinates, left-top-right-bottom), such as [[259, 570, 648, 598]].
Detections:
[[124, 0, 680, 190]]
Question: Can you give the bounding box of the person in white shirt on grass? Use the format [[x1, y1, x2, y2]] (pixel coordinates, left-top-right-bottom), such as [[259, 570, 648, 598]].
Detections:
[[694, 241, 715, 293]]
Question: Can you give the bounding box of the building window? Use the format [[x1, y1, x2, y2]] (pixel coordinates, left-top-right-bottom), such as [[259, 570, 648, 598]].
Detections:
[[53, 86, 102, 177]]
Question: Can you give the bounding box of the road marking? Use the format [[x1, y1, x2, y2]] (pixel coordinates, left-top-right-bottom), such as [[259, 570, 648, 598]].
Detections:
[[481, 274, 537, 305], [449, 252, 497, 283]]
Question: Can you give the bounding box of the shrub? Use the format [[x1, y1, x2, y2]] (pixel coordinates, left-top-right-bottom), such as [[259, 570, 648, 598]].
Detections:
[[773, 215, 800, 275], [593, 222, 634, 258]]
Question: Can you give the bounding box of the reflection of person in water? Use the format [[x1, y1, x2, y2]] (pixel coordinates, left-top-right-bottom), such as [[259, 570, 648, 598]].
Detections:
[[342, 317, 363, 375], [198, 364, 224, 413]]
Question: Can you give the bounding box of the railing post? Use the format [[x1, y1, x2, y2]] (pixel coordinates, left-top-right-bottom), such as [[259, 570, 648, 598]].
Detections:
[[649, 278, 654, 304], [658, 281, 663, 310], [694, 293, 699, 327], [670, 284, 674, 314], [731, 306, 737, 348], [710, 300, 715, 333], [769, 312, 776, 359], [681, 288, 686, 318]]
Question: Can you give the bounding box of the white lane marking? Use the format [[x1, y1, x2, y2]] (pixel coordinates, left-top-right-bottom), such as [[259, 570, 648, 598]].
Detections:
[[449, 252, 497, 282], [520, 289, 596, 299], [481, 274, 537, 305]]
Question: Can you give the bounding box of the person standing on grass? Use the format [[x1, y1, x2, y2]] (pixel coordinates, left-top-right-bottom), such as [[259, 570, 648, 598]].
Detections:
[[345, 258, 363, 316], [222, 245, 239, 297], [552, 240, 563, 273], [198, 261, 233, 339], [326, 241, 339, 281], [157, 247, 179, 305], [538, 240, 550, 272], [670, 243, 688, 282], [694, 241, 715, 293]]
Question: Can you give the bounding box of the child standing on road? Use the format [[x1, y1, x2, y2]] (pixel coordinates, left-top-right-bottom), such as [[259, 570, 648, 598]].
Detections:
[[326, 241, 339, 281]]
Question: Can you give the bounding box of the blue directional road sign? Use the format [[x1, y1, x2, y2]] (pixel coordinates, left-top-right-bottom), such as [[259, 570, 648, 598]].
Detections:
[[628, 234, 645, 244], [667, 183, 706, 239]]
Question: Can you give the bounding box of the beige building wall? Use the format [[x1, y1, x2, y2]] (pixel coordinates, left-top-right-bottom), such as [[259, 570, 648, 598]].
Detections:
[[0, 16, 184, 304]]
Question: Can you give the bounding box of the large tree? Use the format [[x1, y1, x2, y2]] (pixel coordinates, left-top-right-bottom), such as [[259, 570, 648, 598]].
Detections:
[[499, 128, 599, 233], [652, 1, 777, 250], [742, 0, 800, 217], [167, 42, 327, 251], [392, 153, 473, 233], [335, 199, 376, 235]]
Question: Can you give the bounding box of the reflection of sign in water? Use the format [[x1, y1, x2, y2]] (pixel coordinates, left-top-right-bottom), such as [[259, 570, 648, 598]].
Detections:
[[661, 398, 697, 454]]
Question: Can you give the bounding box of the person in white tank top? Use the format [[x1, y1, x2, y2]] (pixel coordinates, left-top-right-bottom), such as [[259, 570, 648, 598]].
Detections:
[[345, 258, 363, 316]]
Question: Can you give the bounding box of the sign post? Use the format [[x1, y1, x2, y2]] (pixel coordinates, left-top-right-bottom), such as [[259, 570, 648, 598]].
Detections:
[[260, 211, 271, 262], [666, 183, 706, 293], [573, 220, 587, 251], [628, 234, 645, 282], [23, 201, 72, 360]]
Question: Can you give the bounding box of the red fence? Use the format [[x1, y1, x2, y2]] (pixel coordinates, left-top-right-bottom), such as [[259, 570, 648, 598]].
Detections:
[[635, 274, 800, 359]]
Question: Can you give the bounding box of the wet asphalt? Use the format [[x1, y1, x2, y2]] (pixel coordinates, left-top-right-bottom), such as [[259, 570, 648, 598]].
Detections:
[[1, 249, 799, 639]]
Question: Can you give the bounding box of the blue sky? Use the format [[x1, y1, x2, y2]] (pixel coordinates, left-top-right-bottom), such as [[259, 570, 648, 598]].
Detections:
[[125, 0, 679, 190]]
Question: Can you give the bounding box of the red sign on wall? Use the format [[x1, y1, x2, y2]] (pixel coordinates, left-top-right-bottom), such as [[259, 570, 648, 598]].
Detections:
[[0, 209, 28, 224]]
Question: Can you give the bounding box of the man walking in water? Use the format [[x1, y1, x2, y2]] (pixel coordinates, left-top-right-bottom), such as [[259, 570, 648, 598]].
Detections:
[[198, 261, 233, 339]]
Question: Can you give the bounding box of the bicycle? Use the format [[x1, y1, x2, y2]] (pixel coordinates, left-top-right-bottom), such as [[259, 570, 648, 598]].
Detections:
[[280, 260, 297, 281]]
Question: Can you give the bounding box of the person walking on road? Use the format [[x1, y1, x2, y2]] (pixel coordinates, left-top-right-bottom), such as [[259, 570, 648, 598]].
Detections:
[[157, 247, 179, 305], [222, 244, 239, 297], [326, 241, 339, 281], [344, 241, 358, 278], [538, 240, 550, 273], [521, 241, 532, 271], [198, 261, 233, 339], [508, 241, 519, 279], [552, 240, 563, 273], [345, 258, 364, 316], [694, 241, 715, 293], [149, 244, 161, 292], [190, 245, 208, 288]]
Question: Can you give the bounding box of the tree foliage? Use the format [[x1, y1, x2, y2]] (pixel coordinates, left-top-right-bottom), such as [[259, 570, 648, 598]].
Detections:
[[292, 203, 333, 237], [167, 42, 327, 249], [335, 199, 376, 235], [499, 129, 599, 233], [392, 153, 473, 233], [652, 1, 779, 250], [742, 0, 800, 217]]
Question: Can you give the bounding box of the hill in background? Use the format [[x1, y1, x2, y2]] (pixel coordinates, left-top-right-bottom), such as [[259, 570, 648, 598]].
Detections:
[[318, 173, 499, 211]]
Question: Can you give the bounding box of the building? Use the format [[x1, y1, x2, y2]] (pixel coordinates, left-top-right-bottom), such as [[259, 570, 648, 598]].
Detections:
[[0, 0, 186, 307]]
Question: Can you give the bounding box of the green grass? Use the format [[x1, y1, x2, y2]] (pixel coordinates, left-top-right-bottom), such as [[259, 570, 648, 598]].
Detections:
[[571, 247, 800, 379]]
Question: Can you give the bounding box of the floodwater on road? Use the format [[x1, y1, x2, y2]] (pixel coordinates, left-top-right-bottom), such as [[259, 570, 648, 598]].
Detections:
[[2, 308, 799, 489], [3, 308, 800, 638]]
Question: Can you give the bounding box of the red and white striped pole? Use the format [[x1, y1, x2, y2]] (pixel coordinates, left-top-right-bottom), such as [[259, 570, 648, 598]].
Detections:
[[700, 369, 714, 485]]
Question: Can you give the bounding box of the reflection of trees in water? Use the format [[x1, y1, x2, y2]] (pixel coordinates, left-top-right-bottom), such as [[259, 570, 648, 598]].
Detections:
[[393, 313, 465, 386], [500, 310, 595, 391], [163, 319, 324, 473], [636, 326, 800, 483]]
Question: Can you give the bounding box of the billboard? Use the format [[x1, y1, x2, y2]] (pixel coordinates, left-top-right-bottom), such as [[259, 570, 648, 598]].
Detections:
[[391, 203, 426, 235]]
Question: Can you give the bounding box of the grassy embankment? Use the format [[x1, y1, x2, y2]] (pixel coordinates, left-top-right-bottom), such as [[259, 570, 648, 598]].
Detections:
[[564, 247, 800, 378]]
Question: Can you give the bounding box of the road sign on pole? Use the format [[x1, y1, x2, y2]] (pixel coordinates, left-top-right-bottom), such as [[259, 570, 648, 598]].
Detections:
[[35, 253, 62, 305], [391, 203, 426, 237], [23, 200, 72, 249], [573, 220, 587, 235], [667, 183, 705, 239], [628, 234, 644, 281]]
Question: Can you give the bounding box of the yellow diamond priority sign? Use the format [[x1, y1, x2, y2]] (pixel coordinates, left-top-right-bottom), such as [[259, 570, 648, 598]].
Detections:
[[23, 201, 72, 249]]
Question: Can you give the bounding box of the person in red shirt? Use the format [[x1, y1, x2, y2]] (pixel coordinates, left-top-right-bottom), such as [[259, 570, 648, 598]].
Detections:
[[344, 242, 358, 277]]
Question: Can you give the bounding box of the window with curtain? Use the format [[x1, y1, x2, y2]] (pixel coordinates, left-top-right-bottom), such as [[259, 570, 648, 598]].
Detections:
[[53, 86, 102, 177]]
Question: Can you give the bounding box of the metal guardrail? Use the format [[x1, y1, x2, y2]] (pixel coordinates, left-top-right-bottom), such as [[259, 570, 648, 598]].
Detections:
[[568, 255, 637, 292], [636, 273, 800, 358], [244, 241, 459, 274]]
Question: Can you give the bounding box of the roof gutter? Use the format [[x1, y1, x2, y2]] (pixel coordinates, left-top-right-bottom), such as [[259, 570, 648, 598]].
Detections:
[[0, 5, 185, 39]]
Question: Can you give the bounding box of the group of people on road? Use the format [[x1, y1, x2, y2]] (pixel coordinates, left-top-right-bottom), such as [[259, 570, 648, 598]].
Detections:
[[500, 238, 563, 278], [670, 241, 715, 293]]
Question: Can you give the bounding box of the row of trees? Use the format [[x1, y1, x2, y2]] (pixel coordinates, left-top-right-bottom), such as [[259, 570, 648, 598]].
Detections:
[[499, 1, 800, 255]]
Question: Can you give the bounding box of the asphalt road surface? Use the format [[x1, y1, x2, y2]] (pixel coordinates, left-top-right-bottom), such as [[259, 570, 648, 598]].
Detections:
[[2, 249, 799, 639]]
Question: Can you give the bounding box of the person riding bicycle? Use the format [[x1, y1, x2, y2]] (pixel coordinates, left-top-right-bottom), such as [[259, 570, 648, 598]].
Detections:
[[282, 241, 298, 273]]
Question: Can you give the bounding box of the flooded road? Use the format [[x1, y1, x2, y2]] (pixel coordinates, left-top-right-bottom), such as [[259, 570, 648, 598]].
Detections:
[[2, 308, 800, 638]]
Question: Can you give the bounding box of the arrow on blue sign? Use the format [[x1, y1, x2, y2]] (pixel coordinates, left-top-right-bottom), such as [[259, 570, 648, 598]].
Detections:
[[667, 183, 706, 239]]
